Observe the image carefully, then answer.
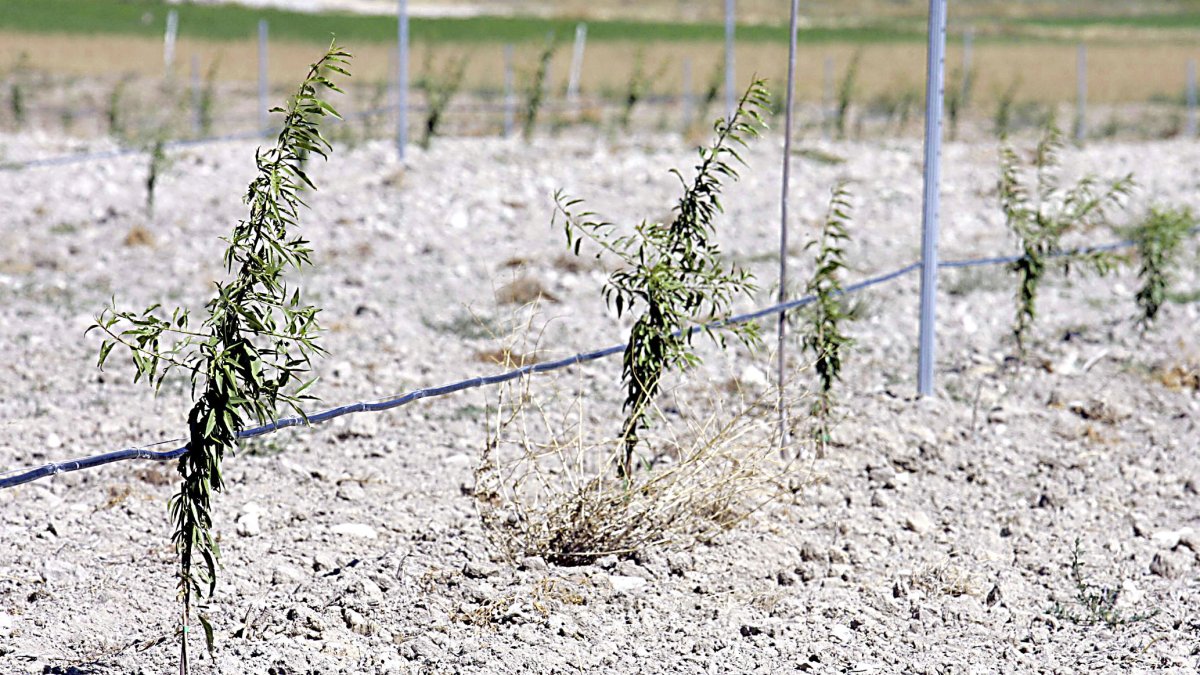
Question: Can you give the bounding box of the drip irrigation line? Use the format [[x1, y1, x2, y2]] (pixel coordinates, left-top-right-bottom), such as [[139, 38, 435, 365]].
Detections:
[[2, 230, 1196, 491]]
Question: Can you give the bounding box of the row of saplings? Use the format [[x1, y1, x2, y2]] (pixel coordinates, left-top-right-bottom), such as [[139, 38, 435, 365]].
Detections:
[[87, 43, 1195, 672]]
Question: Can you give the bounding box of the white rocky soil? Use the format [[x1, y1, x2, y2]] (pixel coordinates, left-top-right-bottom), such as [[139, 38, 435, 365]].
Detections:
[[0, 128, 1198, 673]]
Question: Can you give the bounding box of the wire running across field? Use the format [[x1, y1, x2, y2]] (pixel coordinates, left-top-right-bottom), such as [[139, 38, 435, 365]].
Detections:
[[6, 231, 1189, 492], [1, 94, 688, 171]]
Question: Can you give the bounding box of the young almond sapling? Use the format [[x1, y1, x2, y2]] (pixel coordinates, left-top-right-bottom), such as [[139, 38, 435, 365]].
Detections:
[[800, 182, 854, 456], [88, 42, 350, 675], [1130, 206, 1195, 329], [555, 80, 770, 476], [999, 122, 1134, 356]]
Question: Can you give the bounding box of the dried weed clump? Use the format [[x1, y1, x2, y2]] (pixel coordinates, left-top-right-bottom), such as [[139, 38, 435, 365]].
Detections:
[[474, 378, 804, 566]]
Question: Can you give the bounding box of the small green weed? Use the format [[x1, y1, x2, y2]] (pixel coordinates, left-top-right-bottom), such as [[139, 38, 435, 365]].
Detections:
[[1049, 537, 1160, 628]]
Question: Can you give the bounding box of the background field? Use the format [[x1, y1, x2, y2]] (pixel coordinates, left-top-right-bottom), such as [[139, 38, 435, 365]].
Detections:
[[3, 0, 1200, 108]]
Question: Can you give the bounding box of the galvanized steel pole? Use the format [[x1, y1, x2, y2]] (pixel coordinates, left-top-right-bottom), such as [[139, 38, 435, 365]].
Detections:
[[681, 58, 694, 131], [257, 19, 269, 134], [823, 55, 834, 139], [917, 0, 947, 397], [961, 26, 973, 104], [396, 0, 410, 160], [1075, 43, 1087, 142], [163, 10, 179, 78], [566, 23, 587, 109], [1187, 59, 1197, 138], [724, 0, 736, 115], [778, 0, 800, 450], [503, 44, 515, 138], [190, 55, 201, 135]]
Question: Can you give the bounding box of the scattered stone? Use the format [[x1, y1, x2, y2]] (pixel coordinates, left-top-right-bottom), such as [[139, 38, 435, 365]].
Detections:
[[1151, 528, 1193, 550], [546, 614, 578, 638], [904, 512, 934, 535], [342, 607, 379, 636], [666, 552, 693, 576], [739, 365, 768, 391], [312, 552, 338, 572], [595, 555, 619, 570], [462, 561, 498, 579], [986, 584, 1003, 607], [776, 569, 797, 586], [341, 414, 379, 439], [1150, 552, 1183, 579], [830, 624, 854, 643], [272, 565, 305, 586], [870, 491, 888, 508], [330, 523, 377, 539], [336, 482, 367, 501], [0, 613, 12, 638], [798, 542, 824, 563], [236, 510, 262, 537], [867, 464, 896, 487], [607, 574, 647, 593], [519, 556, 548, 571]]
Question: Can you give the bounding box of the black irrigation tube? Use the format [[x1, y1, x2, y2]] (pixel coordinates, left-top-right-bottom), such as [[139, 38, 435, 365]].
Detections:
[[2, 228, 1197, 491], [0, 260, 923, 490]]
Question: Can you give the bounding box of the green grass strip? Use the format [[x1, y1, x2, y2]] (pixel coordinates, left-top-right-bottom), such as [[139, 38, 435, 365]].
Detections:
[[0, 0, 923, 44]]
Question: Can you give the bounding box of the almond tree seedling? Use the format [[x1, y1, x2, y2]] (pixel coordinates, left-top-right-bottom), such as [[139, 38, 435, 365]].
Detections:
[[946, 65, 976, 141], [197, 58, 221, 137], [145, 135, 169, 217], [999, 123, 1134, 356], [800, 182, 854, 456], [834, 51, 861, 140], [523, 35, 558, 139], [555, 80, 769, 476], [88, 42, 350, 675], [7, 52, 30, 130], [993, 78, 1020, 139], [418, 49, 468, 149], [1130, 206, 1195, 329], [616, 50, 665, 132]]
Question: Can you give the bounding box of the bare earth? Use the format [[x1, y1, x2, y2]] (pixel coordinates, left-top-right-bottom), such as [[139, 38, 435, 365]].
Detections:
[[0, 126, 1198, 673]]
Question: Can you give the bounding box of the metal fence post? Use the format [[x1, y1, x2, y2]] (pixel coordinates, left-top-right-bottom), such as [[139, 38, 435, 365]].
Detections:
[[823, 55, 834, 139], [778, 0, 800, 450], [566, 23, 587, 109], [396, 0, 409, 160], [1075, 43, 1087, 142], [961, 26, 973, 104], [724, 0, 736, 114], [257, 19, 269, 134], [1187, 59, 1197, 138], [917, 0, 947, 397], [163, 10, 179, 79], [191, 54, 201, 135], [681, 58, 694, 131], [503, 44, 515, 138]]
